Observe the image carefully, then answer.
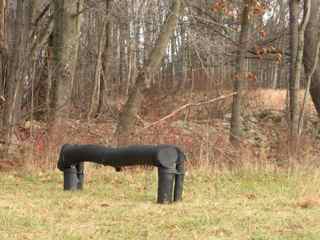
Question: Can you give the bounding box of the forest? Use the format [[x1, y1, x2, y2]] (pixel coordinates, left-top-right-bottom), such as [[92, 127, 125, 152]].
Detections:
[[0, 0, 320, 168], [1, 0, 320, 239], [0, 0, 319, 169]]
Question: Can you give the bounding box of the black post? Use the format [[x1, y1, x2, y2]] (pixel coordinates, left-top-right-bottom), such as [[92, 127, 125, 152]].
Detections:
[[174, 172, 184, 202], [63, 165, 78, 190], [157, 167, 175, 203], [76, 162, 84, 190], [173, 152, 185, 202]]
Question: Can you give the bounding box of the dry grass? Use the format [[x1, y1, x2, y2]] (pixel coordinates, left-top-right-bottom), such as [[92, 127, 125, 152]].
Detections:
[[247, 89, 317, 114], [1, 167, 320, 240], [297, 197, 320, 209], [2, 88, 320, 172], [1, 89, 320, 240]]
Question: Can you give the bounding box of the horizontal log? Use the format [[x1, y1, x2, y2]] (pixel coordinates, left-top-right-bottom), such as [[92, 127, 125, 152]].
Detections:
[[58, 144, 182, 171]]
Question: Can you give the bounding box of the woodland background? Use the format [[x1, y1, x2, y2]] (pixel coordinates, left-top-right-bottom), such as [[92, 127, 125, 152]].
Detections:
[[1, 0, 320, 170]]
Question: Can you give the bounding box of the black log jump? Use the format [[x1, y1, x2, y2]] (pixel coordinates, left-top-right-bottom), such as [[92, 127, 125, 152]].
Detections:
[[57, 144, 185, 204]]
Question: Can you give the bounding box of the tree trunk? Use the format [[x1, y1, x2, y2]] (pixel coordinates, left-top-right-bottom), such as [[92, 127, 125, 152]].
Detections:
[[230, 0, 253, 145], [27, 1, 52, 121], [288, 0, 310, 141], [0, 0, 5, 51], [87, 16, 106, 119], [303, 0, 320, 115], [3, 0, 26, 144], [51, 0, 83, 120], [98, 0, 113, 115], [115, 0, 182, 145], [293, 0, 311, 137], [118, 25, 126, 94], [0, 0, 7, 122]]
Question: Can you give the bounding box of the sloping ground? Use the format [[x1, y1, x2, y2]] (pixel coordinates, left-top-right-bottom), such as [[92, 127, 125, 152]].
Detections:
[[1, 89, 320, 170]]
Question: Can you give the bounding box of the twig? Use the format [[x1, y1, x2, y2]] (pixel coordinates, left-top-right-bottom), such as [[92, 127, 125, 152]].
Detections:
[[33, 2, 51, 27], [137, 92, 237, 132]]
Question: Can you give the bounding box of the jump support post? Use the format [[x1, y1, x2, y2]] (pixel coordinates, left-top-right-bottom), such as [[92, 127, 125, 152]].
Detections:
[[57, 144, 185, 204]]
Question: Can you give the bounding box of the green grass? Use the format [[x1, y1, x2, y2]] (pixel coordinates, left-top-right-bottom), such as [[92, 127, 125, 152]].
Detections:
[[1, 167, 320, 240]]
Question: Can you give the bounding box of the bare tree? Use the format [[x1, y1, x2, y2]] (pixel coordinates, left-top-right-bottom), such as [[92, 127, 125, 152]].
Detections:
[[288, 0, 301, 140], [303, 0, 320, 115], [286, 0, 310, 147], [0, 0, 7, 120], [51, 0, 83, 120], [87, 15, 107, 119], [229, 0, 253, 146], [115, 0, 183, 144], [2, 0, 28, 145]]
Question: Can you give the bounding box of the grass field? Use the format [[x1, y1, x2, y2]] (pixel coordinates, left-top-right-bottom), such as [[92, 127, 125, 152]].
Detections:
[[1, 167, 320, 240]]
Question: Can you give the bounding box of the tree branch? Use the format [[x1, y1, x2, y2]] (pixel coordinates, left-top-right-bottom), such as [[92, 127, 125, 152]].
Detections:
[[138, 92, 237, 132]]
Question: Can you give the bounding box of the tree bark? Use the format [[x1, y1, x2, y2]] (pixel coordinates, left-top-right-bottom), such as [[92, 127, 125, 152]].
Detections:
[[230, 0, 253, 146], [0, 0, 5, 51], [98, 0, 113, 116], [303, 0, 320, 115], [115, 0, 182, 145], [2, 0, 26, 144], [0, 0, 7, 118], [51, 0, 83, 120], [288, 0, 310, 141], [87, 16, 106, 119]]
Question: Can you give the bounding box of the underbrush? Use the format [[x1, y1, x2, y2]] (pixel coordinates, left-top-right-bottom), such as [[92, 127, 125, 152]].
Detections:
[[1, 89, 319, 171], [1, 167, 320, 239]]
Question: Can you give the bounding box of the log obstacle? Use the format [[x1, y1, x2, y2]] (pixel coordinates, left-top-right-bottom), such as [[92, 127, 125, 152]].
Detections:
[[57, 144, 185, 203]]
